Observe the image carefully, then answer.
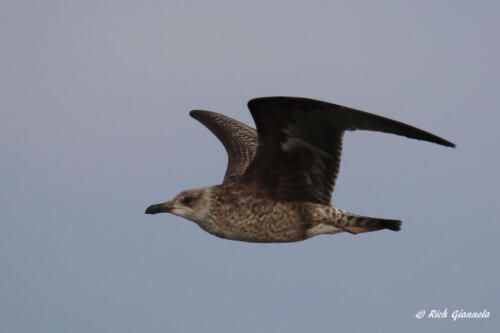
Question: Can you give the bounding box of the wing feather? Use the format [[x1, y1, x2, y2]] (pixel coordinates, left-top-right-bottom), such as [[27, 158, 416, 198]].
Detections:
[[245, 96, 455, 204], [190, 110, 258, 184]]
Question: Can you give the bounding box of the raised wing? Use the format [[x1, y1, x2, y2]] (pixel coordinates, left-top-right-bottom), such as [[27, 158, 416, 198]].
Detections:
[[190, 110, 258, 184], [245, 96, 455, 204]]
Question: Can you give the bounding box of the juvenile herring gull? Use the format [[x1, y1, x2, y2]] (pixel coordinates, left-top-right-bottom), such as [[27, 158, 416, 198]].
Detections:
[[145, 97, 455, 243]]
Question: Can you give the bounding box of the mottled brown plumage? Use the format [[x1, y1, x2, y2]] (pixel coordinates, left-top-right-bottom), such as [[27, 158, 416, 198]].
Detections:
[[145, 97, 455, 243]]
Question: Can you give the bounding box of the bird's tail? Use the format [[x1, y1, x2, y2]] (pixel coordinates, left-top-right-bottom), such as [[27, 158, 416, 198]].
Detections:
[[338, 211, 402, 234]]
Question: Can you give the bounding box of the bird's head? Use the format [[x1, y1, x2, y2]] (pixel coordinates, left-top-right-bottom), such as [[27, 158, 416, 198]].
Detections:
[[145, 187, 211, 224]]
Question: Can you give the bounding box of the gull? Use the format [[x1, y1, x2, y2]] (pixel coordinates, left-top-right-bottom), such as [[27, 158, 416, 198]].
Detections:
[[145, 97, 455, 243]]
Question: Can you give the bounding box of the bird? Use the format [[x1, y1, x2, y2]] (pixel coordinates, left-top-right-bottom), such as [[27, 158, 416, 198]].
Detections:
[[145, 96, 455, 243]]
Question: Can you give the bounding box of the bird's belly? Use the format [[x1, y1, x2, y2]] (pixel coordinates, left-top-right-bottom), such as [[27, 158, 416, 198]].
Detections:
[[204, 201, 310, 243]]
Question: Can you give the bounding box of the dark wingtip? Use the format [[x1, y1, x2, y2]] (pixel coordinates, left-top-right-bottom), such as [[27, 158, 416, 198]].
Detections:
[[189, 110, 205, 119], [190, 109, 225, 123], [433, 137, 456, 148]]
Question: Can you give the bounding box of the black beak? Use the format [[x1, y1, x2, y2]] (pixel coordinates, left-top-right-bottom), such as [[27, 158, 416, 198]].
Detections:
[[145, 202, 172, 214]]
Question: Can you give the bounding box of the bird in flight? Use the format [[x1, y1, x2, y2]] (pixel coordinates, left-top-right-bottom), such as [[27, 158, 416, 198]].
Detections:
[[145, 97, 455, 243]]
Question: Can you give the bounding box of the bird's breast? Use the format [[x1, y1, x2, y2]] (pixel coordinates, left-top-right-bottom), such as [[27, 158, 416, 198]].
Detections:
[[203, 193, 311, 242]]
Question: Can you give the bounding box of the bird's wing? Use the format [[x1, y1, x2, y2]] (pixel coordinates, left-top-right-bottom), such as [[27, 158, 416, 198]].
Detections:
[[190, 110, 259, 184], [244, 96, 455, 205]]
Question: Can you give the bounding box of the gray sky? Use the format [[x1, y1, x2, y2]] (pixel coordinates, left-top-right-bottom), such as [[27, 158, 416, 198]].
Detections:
[[1, 1, 499, 332]]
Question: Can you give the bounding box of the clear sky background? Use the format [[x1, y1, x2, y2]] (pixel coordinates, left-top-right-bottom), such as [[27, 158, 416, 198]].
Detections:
[[1, 1, 499, 332]]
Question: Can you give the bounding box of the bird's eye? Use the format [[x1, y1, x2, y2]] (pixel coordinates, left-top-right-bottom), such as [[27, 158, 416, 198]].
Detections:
[[181, 197, 192, 205]]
